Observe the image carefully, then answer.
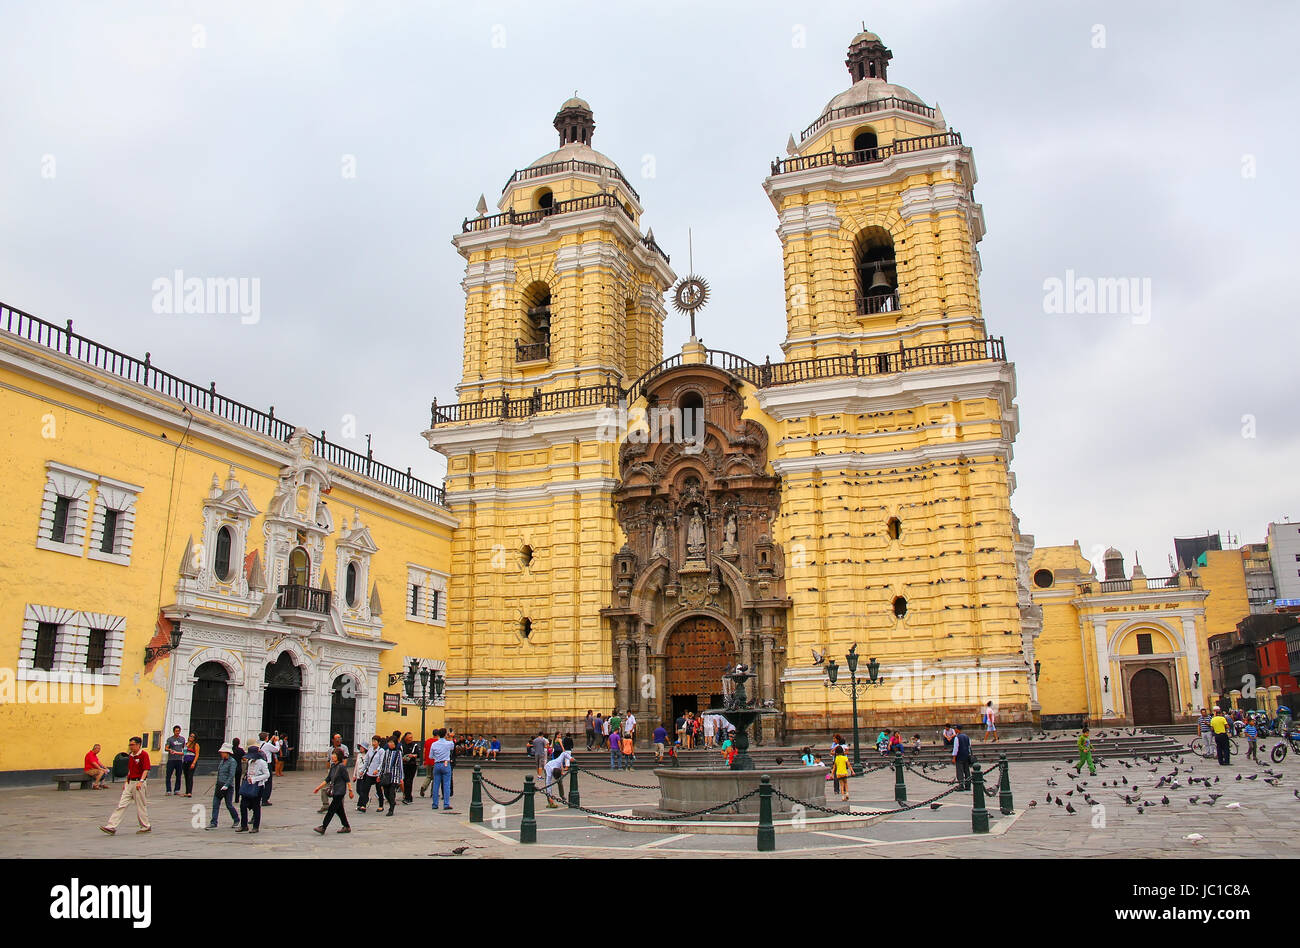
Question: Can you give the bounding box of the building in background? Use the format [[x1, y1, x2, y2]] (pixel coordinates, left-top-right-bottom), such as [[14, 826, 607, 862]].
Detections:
[[1268, 521, 1300, 602], [1243, 542, 1279, 614], [0, 307, 454, 779]]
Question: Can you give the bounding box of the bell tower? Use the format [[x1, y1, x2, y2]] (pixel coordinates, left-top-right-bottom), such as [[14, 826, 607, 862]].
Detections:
[[427, 99, 675, 736], [766, 30, 986, 362], [759, 32, 1034, 735]]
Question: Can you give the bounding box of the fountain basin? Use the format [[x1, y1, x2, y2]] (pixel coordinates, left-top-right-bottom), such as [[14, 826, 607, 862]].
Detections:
[[647, 765, 839, 819]]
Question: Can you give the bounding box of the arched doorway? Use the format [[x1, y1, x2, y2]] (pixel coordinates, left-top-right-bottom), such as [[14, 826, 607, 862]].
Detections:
[[329, 674, 357, 752], [262, 653, 302, 770], [288, 547, 310, 587], [1130, 668, 1173, 726], [189, 661, 229, 775], [664, 617, 734, 733]]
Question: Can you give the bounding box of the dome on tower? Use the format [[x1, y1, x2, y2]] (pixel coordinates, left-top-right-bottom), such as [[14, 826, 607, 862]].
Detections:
[[561, 95, 590, 111], [821, 77, 929, 116], [524, 96, 628, 185]]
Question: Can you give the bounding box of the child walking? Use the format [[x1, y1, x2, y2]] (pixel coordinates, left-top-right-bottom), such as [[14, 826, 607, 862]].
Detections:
[[1076, 727, 1096, 776], [833, 746, 853, 801]]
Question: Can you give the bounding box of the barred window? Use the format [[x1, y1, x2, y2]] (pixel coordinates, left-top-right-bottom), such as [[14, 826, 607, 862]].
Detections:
[[51, 497, 71, 543], [86, 628, 108, 670], [34, 622, 57, 671], [100, 509, 119, 554]]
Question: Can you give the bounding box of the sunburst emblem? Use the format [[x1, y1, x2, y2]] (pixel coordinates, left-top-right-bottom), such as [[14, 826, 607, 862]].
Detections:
[[672, 274, 710, 315]]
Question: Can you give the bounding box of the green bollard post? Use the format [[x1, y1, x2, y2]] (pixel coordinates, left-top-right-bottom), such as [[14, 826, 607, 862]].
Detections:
[[893, 754, 907, 804], [971, 762, 990, 833], [520, 775, 537, 844], [757, 775, 775, 852], [568, 760, 581, 808], [469, 765, 483, 823], [998, 753, 1014, 815]]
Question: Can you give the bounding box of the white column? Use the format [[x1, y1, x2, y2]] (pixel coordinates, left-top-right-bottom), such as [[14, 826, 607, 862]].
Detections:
[[1182, 616, 1203, 711], [1093, 618, 1111, 718]]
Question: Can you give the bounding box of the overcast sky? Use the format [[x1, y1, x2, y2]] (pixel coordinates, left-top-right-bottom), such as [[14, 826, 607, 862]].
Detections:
[[2, 0, 1296, 576]]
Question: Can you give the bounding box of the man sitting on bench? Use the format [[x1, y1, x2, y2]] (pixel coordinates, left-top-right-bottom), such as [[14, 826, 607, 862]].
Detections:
[[84, 744, 110, 789]]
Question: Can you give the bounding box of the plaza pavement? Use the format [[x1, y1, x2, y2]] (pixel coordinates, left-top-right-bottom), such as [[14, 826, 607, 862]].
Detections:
[[3, 747, 1298, 859]]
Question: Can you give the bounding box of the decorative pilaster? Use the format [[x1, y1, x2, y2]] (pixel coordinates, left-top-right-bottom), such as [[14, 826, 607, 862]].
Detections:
[[637, 638, 650, 713], [616, 638, 631, 713], [760, 634, 776, 705]]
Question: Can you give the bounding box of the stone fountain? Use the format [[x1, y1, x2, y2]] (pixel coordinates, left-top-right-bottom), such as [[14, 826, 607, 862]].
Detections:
[[639, 664, 842, 821]]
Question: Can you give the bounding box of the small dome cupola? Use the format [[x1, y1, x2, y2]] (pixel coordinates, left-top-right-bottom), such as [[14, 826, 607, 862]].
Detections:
[[845, 29, 892, 82], [1103, 547, 1126, 581], [553, 95, 595, 146]]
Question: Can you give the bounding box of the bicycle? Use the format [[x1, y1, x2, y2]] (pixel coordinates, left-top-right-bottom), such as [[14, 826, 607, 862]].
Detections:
[[1190, 735, 1238, 758]]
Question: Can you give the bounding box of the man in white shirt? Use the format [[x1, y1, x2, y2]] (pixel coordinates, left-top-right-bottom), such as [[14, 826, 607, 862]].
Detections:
[[543, 748, 573, 808], [623, 712, 636, 740], [428, 729, 455, 811]]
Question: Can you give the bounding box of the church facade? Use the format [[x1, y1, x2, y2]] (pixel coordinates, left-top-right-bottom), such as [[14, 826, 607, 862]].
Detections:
[[426, 31, 1037, 740]]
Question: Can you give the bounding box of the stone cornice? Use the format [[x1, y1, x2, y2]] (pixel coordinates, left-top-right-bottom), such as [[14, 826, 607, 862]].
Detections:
[[764, 145, 977, 209], [424, 406, 618, 456]]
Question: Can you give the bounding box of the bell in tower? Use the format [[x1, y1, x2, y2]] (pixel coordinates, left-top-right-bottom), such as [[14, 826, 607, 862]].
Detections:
[[845, 29, 893, 82]]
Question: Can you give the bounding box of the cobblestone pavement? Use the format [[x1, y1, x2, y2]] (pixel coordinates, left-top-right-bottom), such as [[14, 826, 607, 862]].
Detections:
[[4, 749, 1299, 858]]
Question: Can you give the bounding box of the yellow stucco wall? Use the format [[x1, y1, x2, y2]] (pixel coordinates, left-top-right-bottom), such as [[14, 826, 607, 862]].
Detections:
[[0, 334, 452, 773]]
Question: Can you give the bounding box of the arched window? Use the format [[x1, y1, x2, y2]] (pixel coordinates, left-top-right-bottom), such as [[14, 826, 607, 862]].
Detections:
[[852, 127, 878, 158], [345, 561, 358, 607], [289, 547, 310, 587], [518, 282, 552, 362], [214, 526, 233, 582], [854, 226, 898, 316], [680, 392, 704, 443], [535, 187, 554, 212]]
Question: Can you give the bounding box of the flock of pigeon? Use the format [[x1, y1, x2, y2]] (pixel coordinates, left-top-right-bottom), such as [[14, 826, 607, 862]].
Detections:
[[1025, 741, 1294, 845]]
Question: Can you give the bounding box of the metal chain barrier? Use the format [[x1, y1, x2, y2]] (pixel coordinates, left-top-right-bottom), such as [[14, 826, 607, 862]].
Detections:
[[774, 761, 1004, 819], [578, 768, 660, 790], [477, 775, 525, 806], [555, 788, 764, 822], [903, 761, 959, 784]]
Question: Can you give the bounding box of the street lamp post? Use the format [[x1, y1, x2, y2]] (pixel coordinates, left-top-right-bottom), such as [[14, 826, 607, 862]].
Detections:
[[824, 644, 884, 772], [389, 660, 444, 764]]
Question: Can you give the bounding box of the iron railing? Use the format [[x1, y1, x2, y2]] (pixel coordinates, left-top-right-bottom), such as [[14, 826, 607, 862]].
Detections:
[[856, 290, 900, 315], [641, 232, 670, 264], [0, 301, 446, 507], [430, 338, 1007, 426], [772, 131, 963, 176], [462, 192, 635, 233], [801, 96, 937, 141], [431, 383, 622, 425], [276, 584, 332, 614], [501, 158, 641, 203], [515, 339, 550, 363]]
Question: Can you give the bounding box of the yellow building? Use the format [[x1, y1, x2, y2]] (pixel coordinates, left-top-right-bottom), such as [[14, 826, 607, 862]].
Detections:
[[0, 304, 455, 777], [428, 30, 1032, 738]]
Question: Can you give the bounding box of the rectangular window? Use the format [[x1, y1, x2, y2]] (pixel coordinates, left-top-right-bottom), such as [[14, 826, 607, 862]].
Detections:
[[1136, 633, 1153, 655], [34, 622, 58, 671], [409, 584, 421, 618], [100, 509, 119, 554], [51, 497, 70, 543], [430, 589, 440, 622], [86, 628, 107, 671]]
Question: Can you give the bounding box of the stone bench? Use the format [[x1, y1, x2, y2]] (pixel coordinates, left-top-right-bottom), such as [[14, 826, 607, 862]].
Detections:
[[53, 773, 96, 791]]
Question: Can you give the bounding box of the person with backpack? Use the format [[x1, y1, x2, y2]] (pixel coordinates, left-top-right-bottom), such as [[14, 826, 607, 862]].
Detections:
[[951, 724, 972, 790], [237, 745, 269, 834]]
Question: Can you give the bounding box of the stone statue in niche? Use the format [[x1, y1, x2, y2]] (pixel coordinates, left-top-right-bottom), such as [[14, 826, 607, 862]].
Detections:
[[722, 513, 739, 556], [686, 508, 707, 558], [651, 519, 668, 559]]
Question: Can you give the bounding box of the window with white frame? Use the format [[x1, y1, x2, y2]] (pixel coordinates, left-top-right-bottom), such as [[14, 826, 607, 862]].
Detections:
[[88, 477, 140, 565], [36, 463, 93, 556], [406, 566, 448, 626], [19, 605, 127, 684]]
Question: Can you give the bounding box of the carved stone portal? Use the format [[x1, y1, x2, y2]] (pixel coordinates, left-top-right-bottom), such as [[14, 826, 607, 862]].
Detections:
[[603, 364, 791, 736]]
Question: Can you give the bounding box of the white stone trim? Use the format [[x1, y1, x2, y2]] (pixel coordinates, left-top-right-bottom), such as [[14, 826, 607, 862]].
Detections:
[[405, 566, 447, 626], [764, 145, 977, 208], [771, 439, 1011, 477], [36, 463, 93, 556], [426, 406, 620, 454], [553, 240, 635, 284], [776, 201, 841, 240], [87, 479, 139, 565], [18, 604, 126, 685], [444, 477, 620, 506], [757, 359, 1017, 424], [460, 257, 516, 291]]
